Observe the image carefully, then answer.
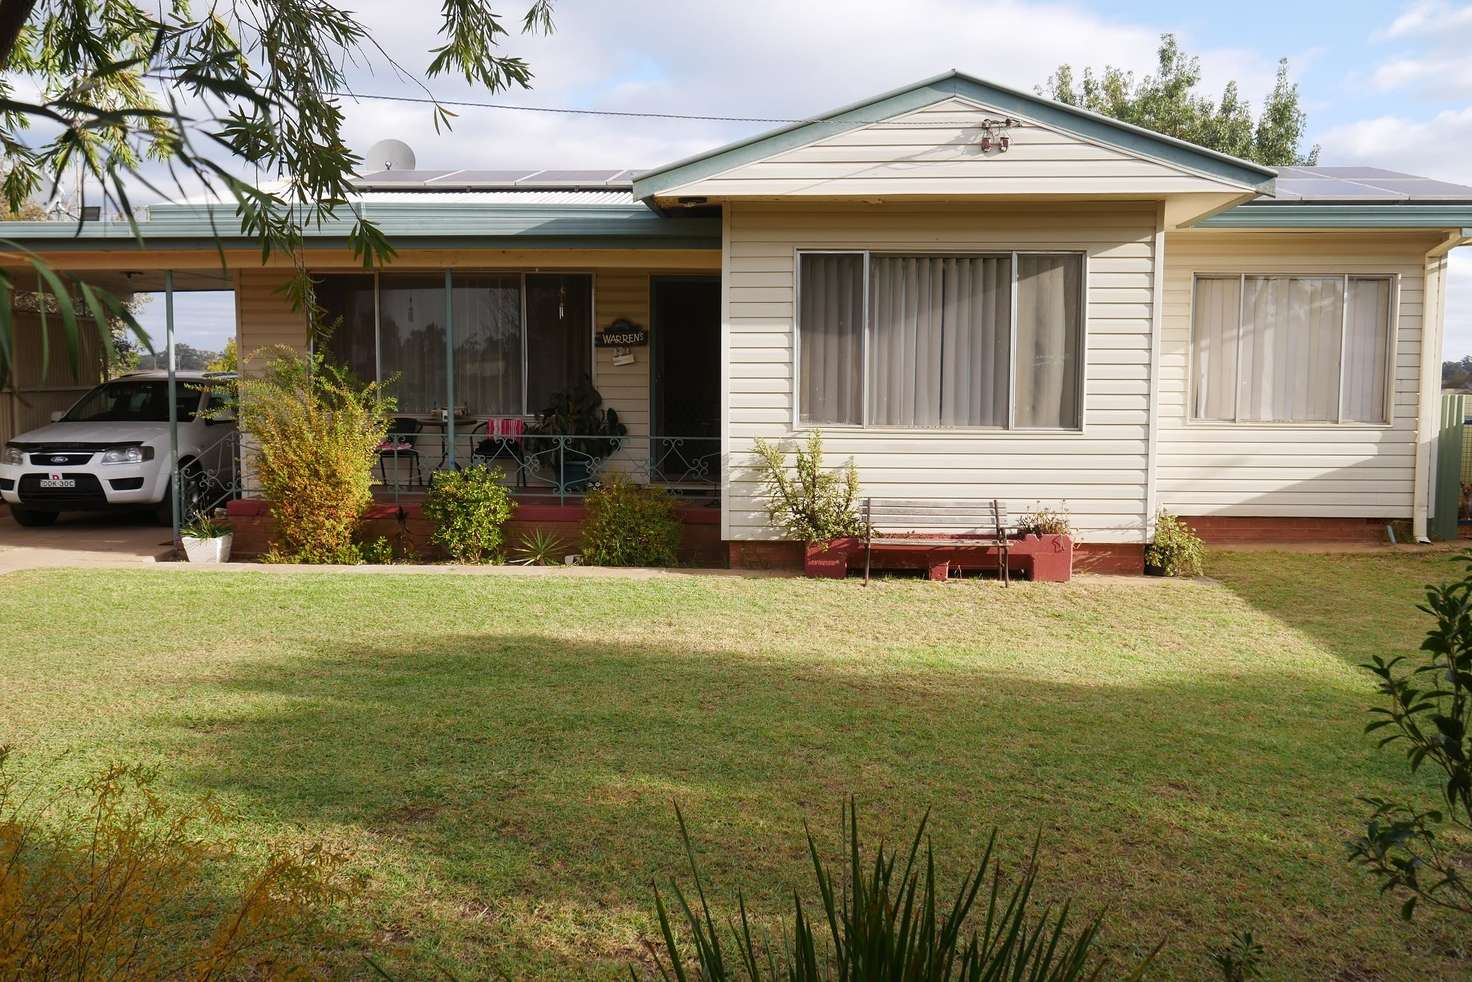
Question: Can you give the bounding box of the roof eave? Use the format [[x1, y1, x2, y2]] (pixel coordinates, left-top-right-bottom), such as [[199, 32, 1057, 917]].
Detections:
[[1195, 202, 1472, 229]]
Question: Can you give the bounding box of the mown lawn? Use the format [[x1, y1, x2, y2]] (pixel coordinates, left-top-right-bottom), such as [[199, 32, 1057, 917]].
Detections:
[[2, 552, 1469, 979]]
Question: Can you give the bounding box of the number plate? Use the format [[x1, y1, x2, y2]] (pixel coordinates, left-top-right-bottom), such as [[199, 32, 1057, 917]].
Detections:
[[39, 479, 76, 489]]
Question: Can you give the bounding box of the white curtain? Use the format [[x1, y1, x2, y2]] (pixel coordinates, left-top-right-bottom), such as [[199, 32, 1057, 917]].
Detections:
[[452, 274, 523, 416], [1191, 277, 1241, 421], [1342, 277, 1391, 423], [1015, 254, 1082, 428], [1239, 276, 1343, 422], [867, 255, 1010, 427], [799, 254, 863, 425], [378, 275, 448, 414]]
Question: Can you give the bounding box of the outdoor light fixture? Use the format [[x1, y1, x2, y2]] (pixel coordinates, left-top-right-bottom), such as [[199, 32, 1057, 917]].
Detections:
[[978, 116, 1019, 153]]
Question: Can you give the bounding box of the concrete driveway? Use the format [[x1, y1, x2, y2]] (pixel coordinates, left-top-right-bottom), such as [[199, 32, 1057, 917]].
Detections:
[[0, 508, 174, 572]]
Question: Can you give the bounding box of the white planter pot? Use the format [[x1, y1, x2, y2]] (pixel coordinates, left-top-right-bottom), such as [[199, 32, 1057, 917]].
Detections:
[[182, 533, 233, 564]]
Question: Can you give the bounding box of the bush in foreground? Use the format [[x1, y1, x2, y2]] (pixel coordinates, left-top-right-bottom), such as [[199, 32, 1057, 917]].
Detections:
[[0, 746, 358, 979], [641, 801, 1153, 981], [423, 464, 516, 563]]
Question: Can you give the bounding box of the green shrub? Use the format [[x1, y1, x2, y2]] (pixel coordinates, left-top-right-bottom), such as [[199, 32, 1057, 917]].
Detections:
[[1351, 550, 1472, 921], [1145, 510, 1205, 576], [1017, 504, 1074, 537], [643, 799, 1153, 981], [751, 430, 863, 542], [236, 347, 393, 563], [421, 465, 516, 563], [580, 473, 680, 567]]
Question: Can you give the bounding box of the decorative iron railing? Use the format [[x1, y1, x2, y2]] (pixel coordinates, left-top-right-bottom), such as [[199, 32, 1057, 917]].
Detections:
[[169, 428, 721, 522]]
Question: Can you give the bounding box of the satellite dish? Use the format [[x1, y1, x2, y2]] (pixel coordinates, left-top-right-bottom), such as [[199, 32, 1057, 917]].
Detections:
[[364, 138, 416, 173]]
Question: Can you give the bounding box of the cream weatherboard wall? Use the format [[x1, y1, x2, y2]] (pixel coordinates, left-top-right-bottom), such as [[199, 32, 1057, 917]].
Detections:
[[723, 200, 1160, 544], [1156, 230, 1443, 519], [665, 96, 1249, 199]]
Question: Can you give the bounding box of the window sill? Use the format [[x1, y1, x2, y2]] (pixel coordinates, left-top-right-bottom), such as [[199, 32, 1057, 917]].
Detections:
[[1182, 419, 1395, 430], [792, 423, 1086, 436]]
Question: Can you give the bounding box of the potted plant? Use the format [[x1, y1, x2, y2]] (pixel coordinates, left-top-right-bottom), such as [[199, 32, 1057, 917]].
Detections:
[[751, 430, 864, 577], [1014, 505, 1075, 581], [526, 375, 627, 494], [1145, 510, 1205, 577], [181, 511, 233, 563]]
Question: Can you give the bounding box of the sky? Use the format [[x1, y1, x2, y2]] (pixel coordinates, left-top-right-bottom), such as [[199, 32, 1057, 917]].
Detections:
[[134, 0, 1472, 358]]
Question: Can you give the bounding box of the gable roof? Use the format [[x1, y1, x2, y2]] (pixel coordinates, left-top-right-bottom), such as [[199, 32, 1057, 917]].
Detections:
[[632, 70, 1278, 203]]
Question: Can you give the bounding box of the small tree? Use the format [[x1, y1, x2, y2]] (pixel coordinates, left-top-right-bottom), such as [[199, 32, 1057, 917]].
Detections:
[[235, 346, 392, 563], [1350, 552, 1472, 919], [751, 430, 863, 542], [1042, 34, 1319, 167], [422, 464, 515, 564]]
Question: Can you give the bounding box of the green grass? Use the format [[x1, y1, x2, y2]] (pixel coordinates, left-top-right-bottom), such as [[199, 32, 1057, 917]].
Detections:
[[2, 553, 1469, 979]]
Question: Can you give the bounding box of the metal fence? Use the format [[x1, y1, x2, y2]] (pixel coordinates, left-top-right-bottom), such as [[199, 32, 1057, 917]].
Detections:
[[173, 428, 721, 525]]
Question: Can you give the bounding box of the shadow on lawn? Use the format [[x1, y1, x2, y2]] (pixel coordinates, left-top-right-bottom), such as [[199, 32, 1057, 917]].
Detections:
[[150, 626, 1455, 977]]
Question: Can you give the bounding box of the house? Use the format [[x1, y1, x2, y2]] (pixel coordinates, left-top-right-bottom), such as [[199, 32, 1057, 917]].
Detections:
[[2, 70, 1469, 570]]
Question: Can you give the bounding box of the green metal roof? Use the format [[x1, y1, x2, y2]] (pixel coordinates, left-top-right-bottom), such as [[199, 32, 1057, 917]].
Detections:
[[631, 70, 1279, 202], [0, 196, 722, 251], [1197, 203, 1472, 229]]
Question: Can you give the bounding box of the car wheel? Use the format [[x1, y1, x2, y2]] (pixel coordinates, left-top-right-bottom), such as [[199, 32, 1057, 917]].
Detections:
[[10, 507, 58, 528]]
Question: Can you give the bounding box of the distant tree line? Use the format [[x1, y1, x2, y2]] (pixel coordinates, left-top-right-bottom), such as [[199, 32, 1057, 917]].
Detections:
[[1444, 357, 1472, 390]]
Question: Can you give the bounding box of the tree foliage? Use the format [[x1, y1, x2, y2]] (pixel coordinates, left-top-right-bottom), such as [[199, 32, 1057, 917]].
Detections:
[[1444, 356, 1472, 391], [1350, 552, 1472, 920], [0, 0, 554, 384], [1042, 34, 1318, 167]]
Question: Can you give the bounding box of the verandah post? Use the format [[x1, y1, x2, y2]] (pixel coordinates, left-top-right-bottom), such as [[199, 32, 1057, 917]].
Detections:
[[444, 269, 455, 471]]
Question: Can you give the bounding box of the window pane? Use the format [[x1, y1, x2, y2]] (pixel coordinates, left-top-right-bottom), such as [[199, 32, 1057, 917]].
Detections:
[[526, 273, 591, 413], [453, 274, 523, 416], [313, 274, 376, 385], [799, 254, 863, 424], [378, 274, 447, 414], [869, 256, 943, 426], [1343, 277, 1391, 423], [1015, 254, 1082, 428], [1191, 277, 1240, 420], [1239, 276, 1342, 422]]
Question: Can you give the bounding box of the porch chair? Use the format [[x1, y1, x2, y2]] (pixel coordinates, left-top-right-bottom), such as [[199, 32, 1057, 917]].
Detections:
[[377, 417, 423, 488], [471, 416, 529, 487]]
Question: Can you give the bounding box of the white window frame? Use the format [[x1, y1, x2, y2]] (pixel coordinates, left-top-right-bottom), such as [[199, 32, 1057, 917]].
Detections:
[[1186, 272, 1399, 428], [792, 248, 1088, 433], [315, 268, 597, 418]]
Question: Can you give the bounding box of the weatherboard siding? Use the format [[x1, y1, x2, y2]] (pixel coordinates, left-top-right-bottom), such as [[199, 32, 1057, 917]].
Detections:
[[669, 97, 1243, 199], [724, 201, 1158, 544], [1156, 230, 1442, 519]]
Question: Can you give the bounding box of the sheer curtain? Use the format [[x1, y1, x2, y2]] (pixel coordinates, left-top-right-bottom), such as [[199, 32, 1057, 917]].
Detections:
[[378, 274, 446, 414], [798, 253, 863, 425], [1239, 276, 1343, 422], [1191, 277, 1241, 421], [1343, 277, 1391, 423], [452, 274, 522, 416], [867, 256, 1011, 427], [1014, 254, 1082, 428]]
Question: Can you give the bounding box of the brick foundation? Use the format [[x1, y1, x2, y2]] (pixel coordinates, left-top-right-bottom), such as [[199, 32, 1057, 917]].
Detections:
[[1182, 515, 1390, 545], [1073, 543, 1145, 574], [226, 499, 725, 565], [727, 540, 804, 571]]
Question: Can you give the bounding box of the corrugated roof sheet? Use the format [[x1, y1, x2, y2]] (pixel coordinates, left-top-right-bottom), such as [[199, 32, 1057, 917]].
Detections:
[[1272, 166, 1472, 202]]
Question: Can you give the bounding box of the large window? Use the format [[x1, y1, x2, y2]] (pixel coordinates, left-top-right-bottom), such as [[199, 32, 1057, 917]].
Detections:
[[315, 271, 592, 416], [1191, 274, 1393, 424], [798, 251, 1083, 429]]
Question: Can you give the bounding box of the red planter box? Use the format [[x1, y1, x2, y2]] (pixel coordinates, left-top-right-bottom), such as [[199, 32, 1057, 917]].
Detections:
[[801, 533, 1073, 582]]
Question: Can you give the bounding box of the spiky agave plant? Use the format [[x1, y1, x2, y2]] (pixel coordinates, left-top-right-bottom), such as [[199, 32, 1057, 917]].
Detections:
[[640, 800, 1155, 981]]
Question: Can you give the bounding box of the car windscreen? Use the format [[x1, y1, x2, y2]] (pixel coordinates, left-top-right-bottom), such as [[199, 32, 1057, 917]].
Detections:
[[63, 381, 205, 423]]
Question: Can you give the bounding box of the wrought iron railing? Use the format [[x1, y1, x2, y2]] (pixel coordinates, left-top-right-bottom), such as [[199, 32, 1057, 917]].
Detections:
[[373, 428, 721, 506], [169, 429, 720, 518]]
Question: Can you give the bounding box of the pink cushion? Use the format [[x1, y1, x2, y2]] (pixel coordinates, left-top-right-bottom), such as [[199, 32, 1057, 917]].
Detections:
[[377, 440, 414, 452], [489, 417, 525, 440]]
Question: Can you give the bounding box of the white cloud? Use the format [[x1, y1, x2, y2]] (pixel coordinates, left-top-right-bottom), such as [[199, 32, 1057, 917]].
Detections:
[[1379, 1, 1472, 40], [1446, 252, 1472, 359], [1316, 107, 1472, 183]]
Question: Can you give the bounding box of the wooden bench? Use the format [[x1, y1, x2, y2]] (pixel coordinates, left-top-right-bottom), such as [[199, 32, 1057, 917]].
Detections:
[[863, 497, 1010, 586]]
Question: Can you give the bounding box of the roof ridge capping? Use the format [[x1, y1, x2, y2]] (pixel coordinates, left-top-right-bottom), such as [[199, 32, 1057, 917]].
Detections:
[[631, 69, 1278, 203]]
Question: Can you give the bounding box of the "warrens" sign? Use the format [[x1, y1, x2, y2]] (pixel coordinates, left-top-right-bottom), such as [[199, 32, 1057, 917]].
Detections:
[[595, 318, 649, 347]]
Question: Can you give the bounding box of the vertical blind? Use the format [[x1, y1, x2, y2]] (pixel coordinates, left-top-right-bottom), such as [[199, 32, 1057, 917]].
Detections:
[[315, 271, 593, 417], [1191, 274, 1392, 423], [799, 251, 1081, 429]]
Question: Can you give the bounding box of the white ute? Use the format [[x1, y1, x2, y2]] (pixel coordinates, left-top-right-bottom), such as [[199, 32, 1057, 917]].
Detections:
[[0, 370, 237, 527]]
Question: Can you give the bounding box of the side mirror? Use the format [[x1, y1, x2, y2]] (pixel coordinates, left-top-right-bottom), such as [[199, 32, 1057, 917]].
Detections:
[[49, 411, 64, 423]]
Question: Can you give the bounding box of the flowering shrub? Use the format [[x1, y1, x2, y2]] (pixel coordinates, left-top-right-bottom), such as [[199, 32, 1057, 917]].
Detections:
[[751, 430, 863, 542]]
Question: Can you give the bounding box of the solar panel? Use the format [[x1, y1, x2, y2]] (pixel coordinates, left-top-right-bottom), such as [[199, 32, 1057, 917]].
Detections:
[[1358, 178, 1472, 199], [1273, 178, 1404, 199], [427, 169, 538, 185], [521, 169, 626, 184], [353, 169, 457, 185], [1297, 166, 1406, 179]]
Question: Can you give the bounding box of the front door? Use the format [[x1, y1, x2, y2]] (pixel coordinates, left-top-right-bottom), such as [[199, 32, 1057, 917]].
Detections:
[[651, 277, 720, 484]]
